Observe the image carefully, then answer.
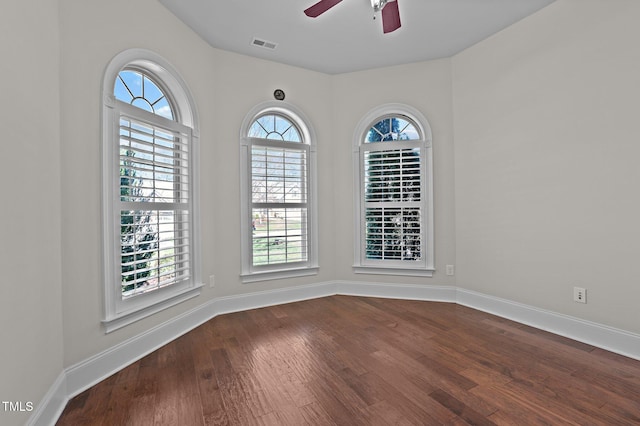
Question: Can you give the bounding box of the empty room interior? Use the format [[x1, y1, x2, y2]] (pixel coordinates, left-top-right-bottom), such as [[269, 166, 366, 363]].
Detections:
[[2, 0, 640, 424]]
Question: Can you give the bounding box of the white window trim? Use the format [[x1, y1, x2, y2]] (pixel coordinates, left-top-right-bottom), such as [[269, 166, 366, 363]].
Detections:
[[352, 103, 435, 277], [239, 101, 319, 283], [101, 49, 202, 333]]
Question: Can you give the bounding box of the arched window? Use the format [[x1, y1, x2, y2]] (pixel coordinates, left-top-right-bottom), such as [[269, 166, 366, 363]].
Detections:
[[353, 104, 434, 276], [102, 49, 201, 332], [240, 103, 318, 282]]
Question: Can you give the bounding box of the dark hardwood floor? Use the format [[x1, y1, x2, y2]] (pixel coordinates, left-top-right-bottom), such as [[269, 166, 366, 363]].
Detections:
[[57, 295, 640, 425]]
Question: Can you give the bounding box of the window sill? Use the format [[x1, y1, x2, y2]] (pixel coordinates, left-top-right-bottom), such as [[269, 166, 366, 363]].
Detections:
[[102, 284, 203, 333], [352, 265, 434, 277], [241, 266, 319, 283]]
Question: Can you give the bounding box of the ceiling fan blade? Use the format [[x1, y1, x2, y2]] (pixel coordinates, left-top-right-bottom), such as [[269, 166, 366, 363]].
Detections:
[[304, 0, 343, 18], [382, 0, 401, 33]]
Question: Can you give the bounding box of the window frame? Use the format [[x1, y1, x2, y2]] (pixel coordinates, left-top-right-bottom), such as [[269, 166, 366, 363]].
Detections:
[[101, 49, 202, 333], [239, 102, 319, 283], [353, 104, 434, 277]]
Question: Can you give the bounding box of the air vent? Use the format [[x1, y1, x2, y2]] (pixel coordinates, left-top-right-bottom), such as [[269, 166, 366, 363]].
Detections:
[[251, 37, 278, 50]]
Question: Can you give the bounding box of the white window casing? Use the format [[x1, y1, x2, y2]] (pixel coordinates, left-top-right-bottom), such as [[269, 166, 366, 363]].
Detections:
[[102, 49, 202, 333], [239, 102, 319, 283], [353, 104, 434, 277]]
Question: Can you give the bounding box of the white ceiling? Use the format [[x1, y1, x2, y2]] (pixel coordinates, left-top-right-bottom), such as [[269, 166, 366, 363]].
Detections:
[[159, 0, 555, 75]]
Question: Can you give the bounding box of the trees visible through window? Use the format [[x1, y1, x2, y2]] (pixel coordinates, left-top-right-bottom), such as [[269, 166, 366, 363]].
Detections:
[[102, 50, 201, 332], [364, 116, 422, 261], [354, 106, 434, 276]]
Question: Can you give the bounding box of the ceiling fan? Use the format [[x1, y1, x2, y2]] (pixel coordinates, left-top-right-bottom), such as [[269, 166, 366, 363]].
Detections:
[[304, 0, 402, 34]]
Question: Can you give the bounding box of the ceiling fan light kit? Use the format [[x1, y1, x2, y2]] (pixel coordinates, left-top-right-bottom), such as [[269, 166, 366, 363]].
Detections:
[[371, 0, 387, 13], [304, 0, 401, 34]]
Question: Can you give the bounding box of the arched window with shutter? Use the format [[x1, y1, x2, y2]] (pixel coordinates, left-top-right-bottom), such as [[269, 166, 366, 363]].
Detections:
[[102, 49, 201, 332], [239, 103, 318, 282], [353, 104, 434, 276]]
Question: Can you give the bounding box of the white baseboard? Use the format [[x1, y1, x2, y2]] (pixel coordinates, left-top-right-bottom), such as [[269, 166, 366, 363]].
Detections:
[[32, 280, 640, 425], [213, 281, 337, 316], [456, 288, 640, 361], [337, 280, 456, 302]]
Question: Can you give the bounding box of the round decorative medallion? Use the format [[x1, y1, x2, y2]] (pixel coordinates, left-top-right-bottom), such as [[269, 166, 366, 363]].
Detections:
[[273, 89, 285, 101]]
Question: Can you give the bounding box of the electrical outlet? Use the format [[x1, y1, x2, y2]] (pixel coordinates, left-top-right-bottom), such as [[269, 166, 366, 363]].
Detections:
[[446, 264, 455, 276], [209, 275, 216, 288], [573, 287, 586, 304]]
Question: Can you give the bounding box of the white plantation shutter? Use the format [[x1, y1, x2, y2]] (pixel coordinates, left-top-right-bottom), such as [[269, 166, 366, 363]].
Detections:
[[119, 116, 190, 204], [251, 142, 309, 266], [117, 108, 193, 297], [362, 141, 423, 263], [364, 207, 422, 260], [363, 147, 421, 202]]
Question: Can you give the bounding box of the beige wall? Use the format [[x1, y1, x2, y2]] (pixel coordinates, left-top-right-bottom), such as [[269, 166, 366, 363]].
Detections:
[[0, 1, 64, 425], [453, 0, 640, 334]]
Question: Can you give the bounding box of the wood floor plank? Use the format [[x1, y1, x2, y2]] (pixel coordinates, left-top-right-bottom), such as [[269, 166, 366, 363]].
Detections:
[[354, 370, 449, 425], [99, 362, 140, 425], [298, 401, 337, 425], [598, 399, 640, 425], [188, 329, 229, 425], [428, 389, 496, 426], [57, 296, 640, 425], [478, 384, 582, 426], [210, 347, 261, 425], [365, 350, 459, 423], [305, 373, 369, 425], [365, 400, 413, 426]]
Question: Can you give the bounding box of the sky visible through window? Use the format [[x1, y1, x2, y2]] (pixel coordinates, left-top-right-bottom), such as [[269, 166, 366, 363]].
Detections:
[[114, 69, 174, 120], [249, 114, 301, 142]]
